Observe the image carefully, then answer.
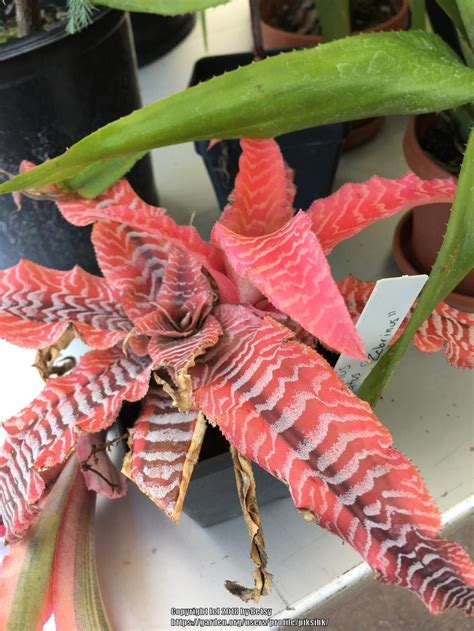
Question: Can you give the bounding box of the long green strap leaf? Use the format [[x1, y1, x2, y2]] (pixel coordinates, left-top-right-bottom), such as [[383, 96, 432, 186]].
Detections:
[[358, 128, 474, 407], [1, 31, 474, 194], [93, 0, 230, 14]]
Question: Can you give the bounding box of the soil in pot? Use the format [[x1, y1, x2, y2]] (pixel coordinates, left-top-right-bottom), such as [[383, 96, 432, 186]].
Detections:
[[394, 112, 473, 310], [0, 6, 158, 274], [266, 0, 397, 37]]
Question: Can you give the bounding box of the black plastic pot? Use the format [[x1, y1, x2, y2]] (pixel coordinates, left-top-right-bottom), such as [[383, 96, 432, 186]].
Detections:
[[131, 12, 196, 67], [189, 52, 349, 212], [0, 9, 158, 274]]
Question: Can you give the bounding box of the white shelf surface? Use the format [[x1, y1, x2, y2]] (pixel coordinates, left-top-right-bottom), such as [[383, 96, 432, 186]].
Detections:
[[0, 1, 473, 629]]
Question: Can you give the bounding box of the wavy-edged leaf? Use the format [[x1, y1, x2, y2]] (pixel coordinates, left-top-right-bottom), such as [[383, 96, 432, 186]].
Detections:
[[94, 0, 230, 15], [338, 276, 474, 369], [154, 246, 213, 314], [191, 305, 474, 615], [55, 188, 237, 303], [218, 139, 294, 236], [307, 173, 457, 254], [2, 32, 474, 194], [0, 348, 151, 540], [92, 221, 171, 321], [122, 385, 206, 520], [0, 260, 131, 350], [59, 176, 167, 221], [213, 212, 365, 359], [130, 246, 222, 375], [457, 0, 474, 50], [148, 313, 222, 374], [435, 0, 471, 46]]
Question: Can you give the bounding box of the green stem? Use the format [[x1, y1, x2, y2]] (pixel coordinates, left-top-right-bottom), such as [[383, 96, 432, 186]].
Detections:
[[317, 0, 350, 41], [409, 0, 426, 30]]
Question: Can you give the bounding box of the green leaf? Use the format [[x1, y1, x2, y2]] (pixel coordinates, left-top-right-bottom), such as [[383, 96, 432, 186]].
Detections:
[[435, 0, 470, 44], [66, 153, 145, 198], [456, 0, 474, 50], [1, 31, 474, 194], [199, 9, 208, 51], [92, 0, 230, 15], [409, 0, 427, 30], [358, 128, 474, 407], [316, 0, 350, 41]]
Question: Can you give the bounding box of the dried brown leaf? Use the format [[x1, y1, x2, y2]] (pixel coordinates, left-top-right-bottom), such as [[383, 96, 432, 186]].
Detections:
[[225, 446, 273, 602]]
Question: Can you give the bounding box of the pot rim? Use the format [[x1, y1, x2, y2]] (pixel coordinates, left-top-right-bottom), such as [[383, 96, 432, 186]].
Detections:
[[259, 0, 409, 44], [0, 6, 112, 62], [403, 114, 458, 180], [393, 210, 474, 312]]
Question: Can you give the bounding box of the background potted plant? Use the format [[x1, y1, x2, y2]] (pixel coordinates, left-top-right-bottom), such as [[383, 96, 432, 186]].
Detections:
[[393, 0, 474, 311], [0, 0, 228, 274], [0, 0, 159, 273]]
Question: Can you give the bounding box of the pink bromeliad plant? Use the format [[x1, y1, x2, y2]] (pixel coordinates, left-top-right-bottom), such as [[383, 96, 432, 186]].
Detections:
[[0, 139, 473, 628]]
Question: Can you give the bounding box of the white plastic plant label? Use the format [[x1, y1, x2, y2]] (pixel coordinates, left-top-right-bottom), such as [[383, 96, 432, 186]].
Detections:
[[335, 274, 428, 392]]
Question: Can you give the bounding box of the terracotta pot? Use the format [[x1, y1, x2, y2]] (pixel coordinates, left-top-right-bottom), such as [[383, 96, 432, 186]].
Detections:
[[259, 0, 409, 150], [259, 0, 409, 48], [392, 113, 474, 310]]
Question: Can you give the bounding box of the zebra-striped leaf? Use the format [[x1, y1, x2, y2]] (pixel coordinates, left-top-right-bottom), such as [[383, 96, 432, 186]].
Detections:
[[122, 385, 206, 520], [191, 305, 474, 615]]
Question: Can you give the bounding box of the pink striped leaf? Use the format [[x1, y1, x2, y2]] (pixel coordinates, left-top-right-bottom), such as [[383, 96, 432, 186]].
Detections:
[[57, 187, 237, 304], [18, 162, 237, 302], [0, 347, 151, 541], [190, 305, 474, 615], [212, 212, 365, 359], [0, 259, 131, 350], [0, 457, 110, 631], [132, 247, 222, 377], [122, 385, 206, 520], [307, 172, 457, 254], [91, 221, 172, 321], [338, 276, 474, 369], [219, 139, 294, 236], [148, 315, 222, 375]]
